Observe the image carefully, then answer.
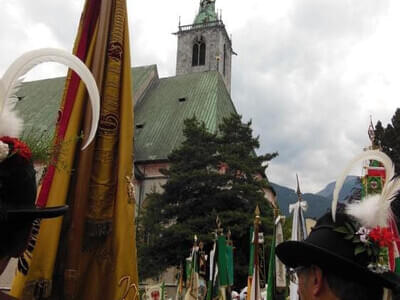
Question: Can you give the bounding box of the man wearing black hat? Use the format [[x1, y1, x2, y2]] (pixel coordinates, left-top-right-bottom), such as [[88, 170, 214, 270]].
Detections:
[[0, 137, 68, 300], [276, 151, 400, 300], [277, 209, 400, 300]]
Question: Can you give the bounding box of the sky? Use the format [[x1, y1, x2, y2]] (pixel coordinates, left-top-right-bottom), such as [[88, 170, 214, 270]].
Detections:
[[0, 0, 399, 193]]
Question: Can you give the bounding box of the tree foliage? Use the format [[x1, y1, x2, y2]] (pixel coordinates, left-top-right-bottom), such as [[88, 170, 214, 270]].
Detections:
[[374, 108, 400, 228], [137, 114, 278, 288], [374, 108, 400, 172]]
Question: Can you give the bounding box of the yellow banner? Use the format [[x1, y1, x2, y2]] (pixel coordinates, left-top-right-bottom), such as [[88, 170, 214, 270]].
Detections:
[[11, 20, 99, 300], [11, 0, 138, 299], [75, 2, 139, 298]]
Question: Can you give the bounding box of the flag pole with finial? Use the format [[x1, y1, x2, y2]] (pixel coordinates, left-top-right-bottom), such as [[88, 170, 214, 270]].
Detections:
[[249, 205, 261, 300], [206, 217, 220, 300]]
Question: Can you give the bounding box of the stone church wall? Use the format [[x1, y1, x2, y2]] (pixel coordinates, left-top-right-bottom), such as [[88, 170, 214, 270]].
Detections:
[[175, 25, 232, 93]]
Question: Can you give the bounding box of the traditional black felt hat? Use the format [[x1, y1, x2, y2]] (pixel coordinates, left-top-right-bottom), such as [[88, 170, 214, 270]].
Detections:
[[276, 210, 400, 292], [0, 136, 67, 221]]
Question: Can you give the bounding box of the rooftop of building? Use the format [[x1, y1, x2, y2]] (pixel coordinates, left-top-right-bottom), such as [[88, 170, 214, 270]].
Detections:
[[134, 70, 237, 162], [15, 65, 237, 163]]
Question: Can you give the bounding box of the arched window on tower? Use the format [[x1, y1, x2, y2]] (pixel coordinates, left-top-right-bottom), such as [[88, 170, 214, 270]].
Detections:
[[192, 36, 206, 66], [223, 44, 226, 75], [192, 43, 199, 66]]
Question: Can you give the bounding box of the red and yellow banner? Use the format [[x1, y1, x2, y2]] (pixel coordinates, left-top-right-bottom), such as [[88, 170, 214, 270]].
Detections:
[[11, 0, 138, 299]]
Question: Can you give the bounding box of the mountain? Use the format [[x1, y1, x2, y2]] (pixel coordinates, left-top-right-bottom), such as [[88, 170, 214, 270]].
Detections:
[[316, 175, 361, 202], [271, 176, 362, 219], [271, 182, 330, 219]]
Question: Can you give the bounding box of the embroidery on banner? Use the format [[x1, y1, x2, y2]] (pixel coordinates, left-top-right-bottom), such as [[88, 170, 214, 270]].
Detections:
[[125, 176, 136, 204], [99, 113, 119, 134], [119, 275, 139, 300], [108, 42, 123, 61], [18, 219, 40, 275]]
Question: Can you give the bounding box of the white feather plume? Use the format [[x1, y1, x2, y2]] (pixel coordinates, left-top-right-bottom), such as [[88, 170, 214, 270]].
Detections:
[[0, 48, 100, 149], [346, 195, 391, 228], [332, 150, 395, 222], [346, 175, 400, 227]]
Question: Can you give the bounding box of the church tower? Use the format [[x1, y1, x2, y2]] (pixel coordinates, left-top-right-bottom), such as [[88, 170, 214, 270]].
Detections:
[[175, 0, 234, 93]]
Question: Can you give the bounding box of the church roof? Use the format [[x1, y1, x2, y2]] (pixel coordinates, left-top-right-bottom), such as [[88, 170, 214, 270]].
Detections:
[[134, 70, 237, 162], [15, 66, 237, 163], [15, 64, 158, 134]]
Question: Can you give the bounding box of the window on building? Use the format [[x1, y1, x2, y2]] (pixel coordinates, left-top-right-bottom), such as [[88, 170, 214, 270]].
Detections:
[[199, 42, 206, 65], [223, 44, 226, 75], [192, 44, 199, 66], [192, 36, 206, 66]]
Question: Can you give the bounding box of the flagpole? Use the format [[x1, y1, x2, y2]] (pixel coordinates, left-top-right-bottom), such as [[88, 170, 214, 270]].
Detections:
[[216, 216, 229, 300], [206, 218, 220, 300], [176, 263, 184, 300], [266, 209, 279, 300], [249, 205, 261, 300], [289, 176, 308, 300], [274, 213, 287, 298], [226, 229, 234, 300]]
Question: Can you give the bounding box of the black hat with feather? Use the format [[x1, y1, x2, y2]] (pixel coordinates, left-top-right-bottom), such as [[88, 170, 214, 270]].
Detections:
[[0, 48, 103, 221], [276, 150, 400, 296], [0, 136, 67, 221]]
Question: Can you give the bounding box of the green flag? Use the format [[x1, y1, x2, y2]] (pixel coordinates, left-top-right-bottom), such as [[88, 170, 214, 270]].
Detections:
[[161, 282, 165, 300], [248, 227, 254, 276], [218, 236, 229, 286], [185, 247, 199, 300], [266, 225, 276, 300], [395, 242, 400, 275]]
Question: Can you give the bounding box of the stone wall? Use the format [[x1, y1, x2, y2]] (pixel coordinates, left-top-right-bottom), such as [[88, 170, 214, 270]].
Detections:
[[175, 24, 233, 93]]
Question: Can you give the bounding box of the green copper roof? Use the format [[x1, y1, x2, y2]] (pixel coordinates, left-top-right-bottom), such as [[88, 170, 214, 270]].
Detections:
[[15, 67, 237, 163], [194, 0, 218, 24], [134, 71, 236, 162], [15, 65, 157, 135], [131, 65, 158, 99], [16, 77, 65, 135]]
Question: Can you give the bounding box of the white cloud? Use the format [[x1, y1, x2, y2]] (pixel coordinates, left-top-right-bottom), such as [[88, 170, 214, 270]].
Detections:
[[1, 0, 399, 194], [230, 0, 399, 193]]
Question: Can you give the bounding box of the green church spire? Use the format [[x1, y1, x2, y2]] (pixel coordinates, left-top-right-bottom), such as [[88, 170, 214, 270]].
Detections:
[[193, 0, 218, 24]]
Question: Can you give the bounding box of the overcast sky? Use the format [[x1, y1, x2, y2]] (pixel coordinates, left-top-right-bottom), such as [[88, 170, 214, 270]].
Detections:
[[1, 0, 399, 193]]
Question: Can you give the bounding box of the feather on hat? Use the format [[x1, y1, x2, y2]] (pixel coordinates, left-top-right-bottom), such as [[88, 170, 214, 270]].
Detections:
[[0, 48, 101, 221], [276, 149, 400, 296], [332, 150, 399, 228]]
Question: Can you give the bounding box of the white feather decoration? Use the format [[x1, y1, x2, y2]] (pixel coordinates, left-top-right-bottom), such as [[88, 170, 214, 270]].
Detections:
[[346, 195, 391, 228], [332, 150, 395, 222], [346, 175, 400, 227], [0, 48, 100, 150]]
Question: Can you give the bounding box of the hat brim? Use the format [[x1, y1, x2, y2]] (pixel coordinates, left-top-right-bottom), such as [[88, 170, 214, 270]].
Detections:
[[276, 240, 400, 292], [6, 205, 68, 220]]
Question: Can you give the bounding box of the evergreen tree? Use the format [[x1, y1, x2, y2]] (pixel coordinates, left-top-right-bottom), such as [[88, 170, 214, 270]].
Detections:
[[374, 109, 400, 172], [137, 114, 277, 288], [374, 108, 400, 228]]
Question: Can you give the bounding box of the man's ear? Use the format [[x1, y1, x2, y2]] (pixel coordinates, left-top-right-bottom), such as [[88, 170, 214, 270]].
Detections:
[[310, 265, 325, 297]]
